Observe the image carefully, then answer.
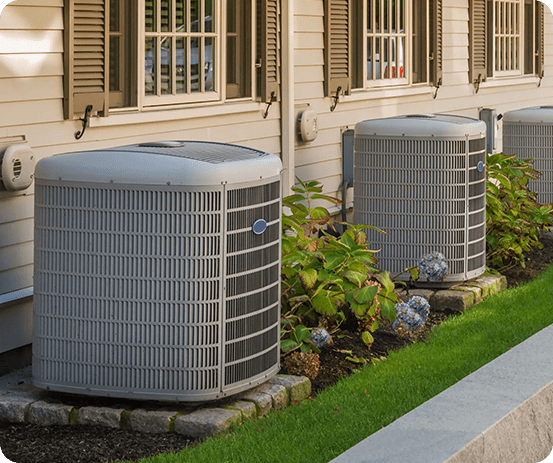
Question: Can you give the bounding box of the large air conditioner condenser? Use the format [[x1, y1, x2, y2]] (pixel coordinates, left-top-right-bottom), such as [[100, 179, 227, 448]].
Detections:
[[32, 141, 282, 401], [353, 114, 487, 285], [502, 106, 553, 205]]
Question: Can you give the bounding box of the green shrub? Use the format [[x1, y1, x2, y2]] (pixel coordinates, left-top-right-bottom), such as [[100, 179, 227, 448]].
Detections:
[[486, 152, 552, 269], [280, 178, 399, 353]]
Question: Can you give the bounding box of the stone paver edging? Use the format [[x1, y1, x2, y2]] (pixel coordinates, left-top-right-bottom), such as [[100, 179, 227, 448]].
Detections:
[[0, 373, 311, 438]]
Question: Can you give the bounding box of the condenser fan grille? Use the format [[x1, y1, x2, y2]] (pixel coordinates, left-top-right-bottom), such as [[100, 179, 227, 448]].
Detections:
[[33, 171, 282, 401], [354, 129, 486, 283], [503, 121, 553, 204]]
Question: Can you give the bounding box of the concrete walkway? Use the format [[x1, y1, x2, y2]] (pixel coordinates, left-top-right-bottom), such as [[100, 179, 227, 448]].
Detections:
[[331, 323, 553, 463]]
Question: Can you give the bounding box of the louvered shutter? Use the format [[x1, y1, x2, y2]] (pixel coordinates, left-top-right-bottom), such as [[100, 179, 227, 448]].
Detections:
[[64, 0, 109, 119], [536, 1, 545, 77], [324, 0, 351, 97], [259, 0, 280, 103], [469, 0, 488, 83], [429, 0, 443, 86]]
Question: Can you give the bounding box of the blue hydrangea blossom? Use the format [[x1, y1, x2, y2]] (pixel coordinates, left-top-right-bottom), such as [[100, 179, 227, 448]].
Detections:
[[310, 328, 331, 348], [418, 251, 448, 281], [393, 296, 430, 332], [408, 295, 430, 320]]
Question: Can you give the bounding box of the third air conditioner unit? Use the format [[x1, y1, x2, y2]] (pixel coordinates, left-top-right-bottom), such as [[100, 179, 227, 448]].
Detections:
[[353, 114, 487, 285], [502, 106, 553, 205], [32, 141, 282, 401]]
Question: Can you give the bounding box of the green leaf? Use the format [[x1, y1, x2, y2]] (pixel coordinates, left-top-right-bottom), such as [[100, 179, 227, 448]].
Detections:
[[362, 331, 374, 346], [353, 285, 378, 304], [298, 269, 318, 291], [409, 267, 420, 280], [380, 298, 397, 323], [312, 295, 337, 316], [342, 270, 367, 286], [280, 339, 299, 352], [323, 252, 346, 271], [294, 325, 311, 343], [317, 270, 344, 284], [346, 356, 367, 364]]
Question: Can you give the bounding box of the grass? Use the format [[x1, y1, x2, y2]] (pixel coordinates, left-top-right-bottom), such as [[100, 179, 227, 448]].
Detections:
[[134, 265, 553, 463]]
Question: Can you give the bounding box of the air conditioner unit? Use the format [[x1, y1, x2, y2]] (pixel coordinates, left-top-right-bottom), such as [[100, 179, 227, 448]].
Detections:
[[353, 114, 487, 285], [32, 141, 282, 401], [502, 106, 553, 205]]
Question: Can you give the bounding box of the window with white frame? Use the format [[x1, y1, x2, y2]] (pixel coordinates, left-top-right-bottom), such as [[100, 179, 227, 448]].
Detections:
[[469, 0, 544, 84], [64, 0, 277, 120], [144, 0, 218, 102], [342, 0, 442, 93], [492, 0, 522, 76]]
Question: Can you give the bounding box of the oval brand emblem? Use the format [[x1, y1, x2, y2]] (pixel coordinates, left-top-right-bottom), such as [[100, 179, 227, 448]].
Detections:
[[477, 161, 485, 173], [252, 219, 267, 235]]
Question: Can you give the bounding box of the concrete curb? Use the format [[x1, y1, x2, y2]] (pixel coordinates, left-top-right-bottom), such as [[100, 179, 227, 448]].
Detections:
[[330, 323, 553, 463], [0, 374, 311, 439]]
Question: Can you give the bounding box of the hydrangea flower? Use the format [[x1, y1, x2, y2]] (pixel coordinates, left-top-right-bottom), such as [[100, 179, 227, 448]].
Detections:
[[393, 302, 425, 331], [418, 251, 448, 281], [408, 295, 430, 320], [310, 328, 331, 348]]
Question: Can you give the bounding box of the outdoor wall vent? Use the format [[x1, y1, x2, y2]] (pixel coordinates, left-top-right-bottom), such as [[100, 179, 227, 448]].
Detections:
[[353, 114, 487, 285], [502, 106, 553, 205], [32, 141, 282, 401]]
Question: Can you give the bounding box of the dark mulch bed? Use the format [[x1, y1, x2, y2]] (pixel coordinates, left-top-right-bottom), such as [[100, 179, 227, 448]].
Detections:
[[2, 231, 552, 463]]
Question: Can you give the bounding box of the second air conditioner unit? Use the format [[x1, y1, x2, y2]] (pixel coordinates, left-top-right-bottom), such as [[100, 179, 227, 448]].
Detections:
[[32, 141, 282, 401], [502, 106, 553, 205], [353, 114, 487, 285]]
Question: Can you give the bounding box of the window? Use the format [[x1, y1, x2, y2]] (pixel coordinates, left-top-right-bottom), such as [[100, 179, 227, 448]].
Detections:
[[144, 0, 218, 103], [64, 0, 279, 119], [325, 0, 442, 97], [469, 0, 544, 83]]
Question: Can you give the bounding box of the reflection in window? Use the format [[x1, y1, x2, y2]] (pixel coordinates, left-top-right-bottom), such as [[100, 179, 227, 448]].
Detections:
[[145, 0, 216, 97]]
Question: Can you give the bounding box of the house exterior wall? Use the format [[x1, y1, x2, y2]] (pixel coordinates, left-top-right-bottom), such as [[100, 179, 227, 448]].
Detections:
[[293, 0, 553, 205], [0, 0, 551, 354]]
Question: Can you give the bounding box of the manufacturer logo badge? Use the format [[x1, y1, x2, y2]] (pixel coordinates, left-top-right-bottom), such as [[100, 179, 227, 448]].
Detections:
[[252, 219, 267, 235]]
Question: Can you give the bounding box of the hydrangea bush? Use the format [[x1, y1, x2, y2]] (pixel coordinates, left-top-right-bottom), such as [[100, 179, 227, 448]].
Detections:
[[486, 153, 553, 269], [280, 178, 400, 354]]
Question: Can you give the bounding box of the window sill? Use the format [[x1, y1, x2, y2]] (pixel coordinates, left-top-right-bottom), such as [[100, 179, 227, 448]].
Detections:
[[348, 84, 434, 101], [89, 100, 265, 128], [479, 75, 541, 89]]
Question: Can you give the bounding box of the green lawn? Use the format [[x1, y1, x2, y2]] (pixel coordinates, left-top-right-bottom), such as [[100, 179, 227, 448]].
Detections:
[[132, 265, 553, 463]]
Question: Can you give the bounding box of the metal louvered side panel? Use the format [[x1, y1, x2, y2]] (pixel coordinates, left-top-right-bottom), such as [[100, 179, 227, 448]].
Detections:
[[353, 136, 486, 283], [33, 181, 224, 400], [223, 180, 281, 390], [503, 123, 553, 205]]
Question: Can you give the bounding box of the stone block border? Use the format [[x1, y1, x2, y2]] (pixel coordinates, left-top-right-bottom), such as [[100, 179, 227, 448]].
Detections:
[[0, 375, 311, 439]]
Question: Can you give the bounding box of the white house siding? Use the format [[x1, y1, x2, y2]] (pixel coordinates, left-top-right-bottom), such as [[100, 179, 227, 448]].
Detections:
[[0, 0, 282, 354], [293, 0, 553, 203]]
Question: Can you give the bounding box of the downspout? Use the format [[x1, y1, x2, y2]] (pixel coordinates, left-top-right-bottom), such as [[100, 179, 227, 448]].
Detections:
[[280, 0, 295, 195]]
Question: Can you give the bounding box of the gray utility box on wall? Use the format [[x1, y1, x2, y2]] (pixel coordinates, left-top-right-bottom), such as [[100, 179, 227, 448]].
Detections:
[[32, 141, 282, 401], [502, 106, 553, 205], [353, 114, 487, 285]]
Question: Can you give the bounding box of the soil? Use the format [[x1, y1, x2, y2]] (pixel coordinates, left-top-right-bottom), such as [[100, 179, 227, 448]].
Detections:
[[2, 231, 553, 463]]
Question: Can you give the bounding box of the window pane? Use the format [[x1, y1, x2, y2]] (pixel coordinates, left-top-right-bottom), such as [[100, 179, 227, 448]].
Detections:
[[205, 0, 214, 31], [205, 37, 214, 91], [145, 37, 156, 95], [161, 0, 171, 32], [176, 36, 187, 93], [176, 0, 186, 30], [145, 0, 156, 32], [191, 0, 199, 30], [161, 37, 172, 94]]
